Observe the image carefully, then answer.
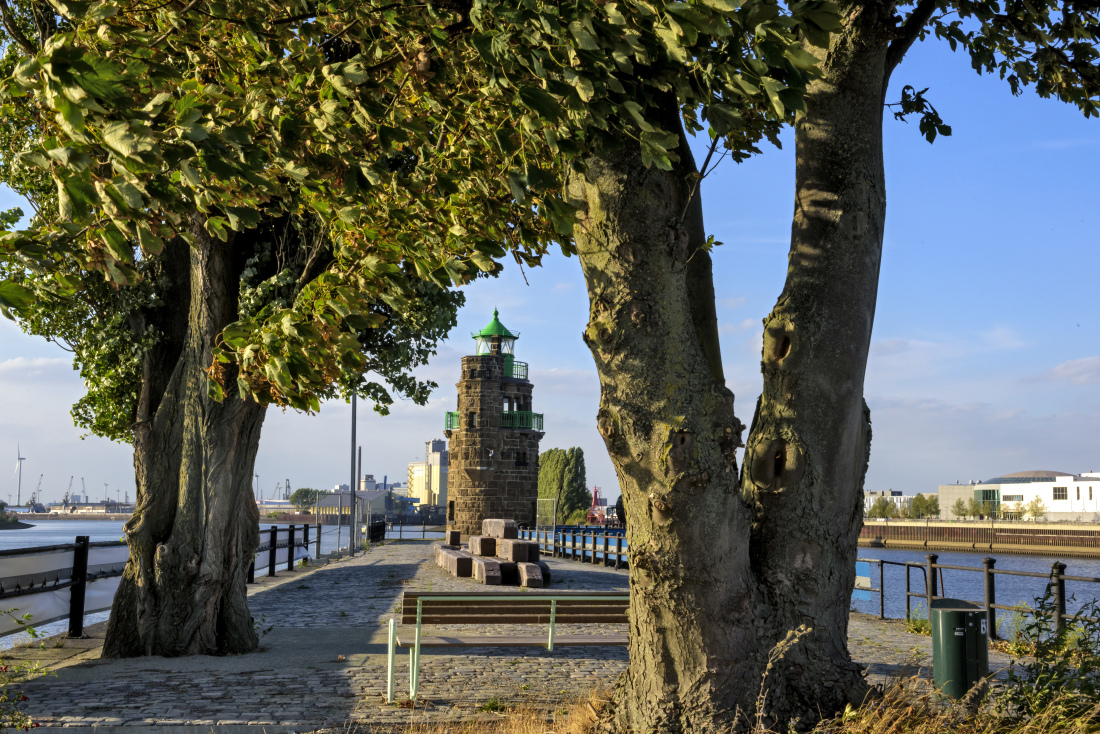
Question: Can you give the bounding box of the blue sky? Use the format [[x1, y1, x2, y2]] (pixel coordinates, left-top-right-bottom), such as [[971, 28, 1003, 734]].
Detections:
[[2, 36, 1098, 505]]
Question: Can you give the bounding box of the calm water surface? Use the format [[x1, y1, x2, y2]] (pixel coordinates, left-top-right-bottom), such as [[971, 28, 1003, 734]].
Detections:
[[853, 547, 1100, 634]]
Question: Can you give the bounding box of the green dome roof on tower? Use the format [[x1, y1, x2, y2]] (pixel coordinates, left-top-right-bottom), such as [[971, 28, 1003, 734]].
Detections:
[[471, 309, 519, 340]]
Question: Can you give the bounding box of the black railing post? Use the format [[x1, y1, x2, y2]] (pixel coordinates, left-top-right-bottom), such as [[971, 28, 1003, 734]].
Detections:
[[68, 536, 90, 638], [287, 525, 296, 571], [268, 525, 278, 577], [982, 557, 997, 640], [878, 561, 885, 620], [316, 519, 321, 558], [925, 553, 938, 612], [1052, 561, 1067, 633], [247, 558, 255, 584], [905, 565, 912, 621]]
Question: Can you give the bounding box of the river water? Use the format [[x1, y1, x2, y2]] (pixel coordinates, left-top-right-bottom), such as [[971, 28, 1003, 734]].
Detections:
[[853, 547, 1100, 633], [0, 519, 442, 647]]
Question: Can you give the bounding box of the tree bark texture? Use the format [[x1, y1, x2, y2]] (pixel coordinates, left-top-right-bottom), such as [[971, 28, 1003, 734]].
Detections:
[[738, 1, 900, 725], [568, 117, 759, 731], [103, 215, 266, 657]]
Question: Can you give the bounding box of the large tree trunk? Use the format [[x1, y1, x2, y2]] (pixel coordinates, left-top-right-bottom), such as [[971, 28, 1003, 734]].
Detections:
[[104, 216, 265, 657], [568, 111, 760, 731], [737, 2, 898, 725]]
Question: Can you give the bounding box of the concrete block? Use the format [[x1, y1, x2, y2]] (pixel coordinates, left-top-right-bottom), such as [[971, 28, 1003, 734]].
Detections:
[[527, 543, 540, 563], [537, 560, 552, 586], [518, 562, 543, 588], [482, 518, 519, 539], [472, 557, 502, 585], [440, 549, 473, 578], [499, 562, 520, 586], [447, 530, 461, 546], [469, 536, 496, 557], [496, 538, 530, 562], [433, 543, 459, 567]]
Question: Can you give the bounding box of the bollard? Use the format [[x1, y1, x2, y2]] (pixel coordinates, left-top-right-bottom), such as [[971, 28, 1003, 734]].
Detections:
[[926, 553, 939, 613], [68, 536, 90, 638], [982, 557, 997, 640], [1052, 562, 1067, 633], [303, 524, 310, 560]]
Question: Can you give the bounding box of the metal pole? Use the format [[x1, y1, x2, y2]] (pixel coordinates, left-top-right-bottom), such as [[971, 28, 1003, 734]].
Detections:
[[982, 557, 997, 639], [337, 493, 342, 555], [1052, 561, 1067, 633], [926, 553, 938, 613], [68, 536, 89, 637], [878, 560, 885, 620], [287, 524, 296, 571], [269, 526, 278, 577], [350, 395, 357, 557]]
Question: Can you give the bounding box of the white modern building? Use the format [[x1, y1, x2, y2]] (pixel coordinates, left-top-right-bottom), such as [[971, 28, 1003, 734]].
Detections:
[[939, 470, 1100, 521]]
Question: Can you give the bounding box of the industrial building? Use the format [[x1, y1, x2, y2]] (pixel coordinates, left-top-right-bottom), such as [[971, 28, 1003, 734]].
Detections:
[[939, 470, 1100, 521], [407, 440, 449, 508]]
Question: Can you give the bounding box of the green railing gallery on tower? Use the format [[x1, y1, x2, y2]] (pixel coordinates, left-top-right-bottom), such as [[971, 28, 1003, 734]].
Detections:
[[445, 411, 543, 431]]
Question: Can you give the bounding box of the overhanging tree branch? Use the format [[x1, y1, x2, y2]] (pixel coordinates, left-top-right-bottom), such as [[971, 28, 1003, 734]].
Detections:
[[0, 0, 37, 54], [884, 0, 939, 82]]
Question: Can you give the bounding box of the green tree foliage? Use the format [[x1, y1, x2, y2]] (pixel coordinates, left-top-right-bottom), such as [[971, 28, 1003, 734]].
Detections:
[[1026, 497, 1049, 521], [967, 497, 983, 519], [537, 447, 588, 523], [910, 494, 927, 518], [0, 0, 834, 411], [867, 497, 890, 519], [927, 494, 940, 517], [289, 487, 323, 512], [952, 498, 969, 520]]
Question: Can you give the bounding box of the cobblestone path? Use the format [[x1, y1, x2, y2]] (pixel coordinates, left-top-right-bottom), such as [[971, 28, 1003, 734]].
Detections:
[[14, 541, 1016, 729]]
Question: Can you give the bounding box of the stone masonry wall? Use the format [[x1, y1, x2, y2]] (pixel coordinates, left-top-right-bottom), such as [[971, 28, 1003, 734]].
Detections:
[[445, 354, 543, 536]]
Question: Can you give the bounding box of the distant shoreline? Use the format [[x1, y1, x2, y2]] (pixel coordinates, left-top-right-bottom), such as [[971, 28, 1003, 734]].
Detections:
[[14, 513, 133, 522], [0, 518, 34, 529]]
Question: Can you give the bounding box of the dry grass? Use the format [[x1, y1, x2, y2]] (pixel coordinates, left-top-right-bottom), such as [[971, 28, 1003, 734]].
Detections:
[[347, 692, 606, 734], [813, 682, 1100, 734]]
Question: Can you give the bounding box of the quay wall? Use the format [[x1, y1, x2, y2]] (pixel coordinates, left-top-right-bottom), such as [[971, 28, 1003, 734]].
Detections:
[[19, 513, 132, 522], [860, 520, 1100, 558]]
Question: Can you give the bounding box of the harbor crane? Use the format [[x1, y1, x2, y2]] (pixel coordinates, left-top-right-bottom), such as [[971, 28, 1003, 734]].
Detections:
[[64, 476, 74, 506]]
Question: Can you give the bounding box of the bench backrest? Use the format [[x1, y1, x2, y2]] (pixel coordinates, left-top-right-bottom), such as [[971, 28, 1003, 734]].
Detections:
[[400, 591, 628, 625]]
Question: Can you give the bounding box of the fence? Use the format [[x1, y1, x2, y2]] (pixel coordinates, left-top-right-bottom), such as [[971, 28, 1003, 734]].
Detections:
[[857, 553, 1100, 639], [519, 528, 628, 568], [860, 521, 1100, 554], [0, 536, 127, 638], [2, 524, 322, 639]]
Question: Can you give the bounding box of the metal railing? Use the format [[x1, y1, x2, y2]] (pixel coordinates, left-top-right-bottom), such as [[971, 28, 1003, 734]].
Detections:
[[519, 528, 628, 568], [500, 410, 544, 430], [505, 360, 529, 380], [857, 553, 1100, 638], [445, 411, 460, 430], [0, 536, 125, 638]]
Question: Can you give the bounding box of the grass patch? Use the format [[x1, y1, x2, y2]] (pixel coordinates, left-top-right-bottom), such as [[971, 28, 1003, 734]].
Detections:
[[905, 603, 932, 636]]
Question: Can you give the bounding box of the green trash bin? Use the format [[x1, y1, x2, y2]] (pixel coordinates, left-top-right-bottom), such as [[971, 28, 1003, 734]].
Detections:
[[931, 598, 989, 698]]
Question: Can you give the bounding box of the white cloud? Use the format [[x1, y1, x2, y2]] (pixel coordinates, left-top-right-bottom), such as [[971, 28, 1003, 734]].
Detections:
[[980, 325, 1026, 350], [0, 357, 72, 382], [1039, 356, 1100, 385], [719, 297, 746, 309], [719, 318, 756, 335]]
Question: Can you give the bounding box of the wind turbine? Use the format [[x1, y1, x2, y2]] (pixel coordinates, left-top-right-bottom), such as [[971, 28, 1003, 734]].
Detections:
[[14, 444, 25, 507]]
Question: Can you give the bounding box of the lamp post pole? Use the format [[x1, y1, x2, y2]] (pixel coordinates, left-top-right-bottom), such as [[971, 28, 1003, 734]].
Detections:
[[349, 394, 357, 557]]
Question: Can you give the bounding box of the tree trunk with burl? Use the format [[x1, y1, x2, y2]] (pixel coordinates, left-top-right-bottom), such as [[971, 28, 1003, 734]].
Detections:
[[568, 56, 893, 724], [104, 215, 265, 657]]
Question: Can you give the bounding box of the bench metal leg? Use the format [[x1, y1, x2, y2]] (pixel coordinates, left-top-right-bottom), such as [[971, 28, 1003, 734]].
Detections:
[[386, 619, 396, 703], [409, 647, 419, 700]]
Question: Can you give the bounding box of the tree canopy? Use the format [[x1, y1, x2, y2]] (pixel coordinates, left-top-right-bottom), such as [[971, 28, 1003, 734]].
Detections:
[[0, 0, 835, 413], [537, 446, 589, 524]]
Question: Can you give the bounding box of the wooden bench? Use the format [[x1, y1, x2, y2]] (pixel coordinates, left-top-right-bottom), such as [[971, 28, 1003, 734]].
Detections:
[[386, 591, 629, 701]]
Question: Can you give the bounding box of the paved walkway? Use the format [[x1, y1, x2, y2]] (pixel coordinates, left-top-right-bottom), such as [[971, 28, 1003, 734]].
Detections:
[[9, 541, 1015, 729]]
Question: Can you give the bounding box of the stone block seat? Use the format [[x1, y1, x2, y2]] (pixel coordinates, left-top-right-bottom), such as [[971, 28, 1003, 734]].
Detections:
[[387, 590, 629, 702]]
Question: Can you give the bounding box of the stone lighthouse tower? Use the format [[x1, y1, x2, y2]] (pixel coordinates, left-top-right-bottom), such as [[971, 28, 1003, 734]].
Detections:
[[444, 310, 544, 536]]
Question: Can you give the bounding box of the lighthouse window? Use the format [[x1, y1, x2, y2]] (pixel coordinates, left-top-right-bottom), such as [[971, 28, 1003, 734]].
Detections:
[[1078, 487, 1081, 500], [1053, 487, 1068, 501], [467, 411, 477, 429], [516, 451, 528, 467]]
